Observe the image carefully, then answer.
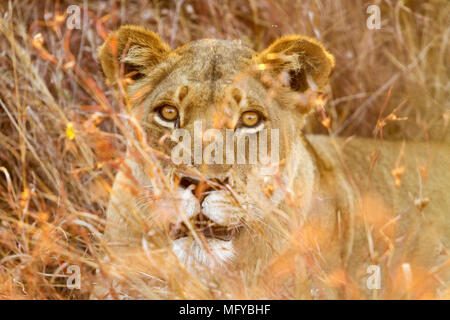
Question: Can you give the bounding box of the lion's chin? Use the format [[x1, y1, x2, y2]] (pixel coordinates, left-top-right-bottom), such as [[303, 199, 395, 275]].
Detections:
[[172, 237, 235, 269]]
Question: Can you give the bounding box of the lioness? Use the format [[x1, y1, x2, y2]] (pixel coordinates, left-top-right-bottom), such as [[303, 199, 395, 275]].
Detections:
[[96, 26, 449, 299]]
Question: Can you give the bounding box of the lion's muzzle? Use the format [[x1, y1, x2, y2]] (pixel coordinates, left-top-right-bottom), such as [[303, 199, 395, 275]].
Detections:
[[170, 175, 243, 241]]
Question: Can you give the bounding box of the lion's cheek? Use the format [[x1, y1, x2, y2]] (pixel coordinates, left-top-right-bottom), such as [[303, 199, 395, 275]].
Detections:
[[201, 190, 242, 226], [147, 187, 200, 227]]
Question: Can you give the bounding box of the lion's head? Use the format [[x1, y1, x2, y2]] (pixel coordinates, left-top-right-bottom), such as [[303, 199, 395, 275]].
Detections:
[[99, 26, 334, 271]]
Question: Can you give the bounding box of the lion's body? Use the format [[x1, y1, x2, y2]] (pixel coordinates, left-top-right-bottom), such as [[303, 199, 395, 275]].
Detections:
[[305, 135, 450, 296], [97, 26, 450, 298]]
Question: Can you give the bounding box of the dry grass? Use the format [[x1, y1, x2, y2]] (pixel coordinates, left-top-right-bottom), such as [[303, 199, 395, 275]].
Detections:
[[0, 0, 449, 299]]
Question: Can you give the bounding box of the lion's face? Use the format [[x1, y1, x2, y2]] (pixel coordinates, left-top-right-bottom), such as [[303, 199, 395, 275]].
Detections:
[[99, 26, 334, 270]]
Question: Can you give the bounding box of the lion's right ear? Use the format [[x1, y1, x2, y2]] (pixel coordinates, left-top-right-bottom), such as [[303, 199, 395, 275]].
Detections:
[[98, 25, 171, 85]]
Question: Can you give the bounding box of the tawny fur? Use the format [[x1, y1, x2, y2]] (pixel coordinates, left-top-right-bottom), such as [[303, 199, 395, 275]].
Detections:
[[96, 26, 450, 299]]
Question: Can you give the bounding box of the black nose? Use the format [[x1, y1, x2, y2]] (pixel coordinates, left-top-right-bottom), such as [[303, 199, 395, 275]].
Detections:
[[179, 176, 201, 190]]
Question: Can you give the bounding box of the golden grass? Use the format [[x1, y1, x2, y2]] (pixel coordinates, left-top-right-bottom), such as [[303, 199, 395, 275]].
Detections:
[[0, 0, 449, 299]]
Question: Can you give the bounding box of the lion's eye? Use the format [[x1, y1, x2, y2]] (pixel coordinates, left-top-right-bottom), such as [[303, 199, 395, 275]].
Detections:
[[240, 111, 261, 127], [158, 105, 179, 121]]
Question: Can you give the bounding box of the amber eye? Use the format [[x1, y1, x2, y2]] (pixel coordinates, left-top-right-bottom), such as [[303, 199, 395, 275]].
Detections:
[[240, 111, 261, 127], [158, 105, 179, 121]]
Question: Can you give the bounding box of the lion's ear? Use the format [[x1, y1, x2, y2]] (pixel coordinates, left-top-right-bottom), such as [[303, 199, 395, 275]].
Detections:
[[256, 35, 334, 93], [98, 25, 171, 85]]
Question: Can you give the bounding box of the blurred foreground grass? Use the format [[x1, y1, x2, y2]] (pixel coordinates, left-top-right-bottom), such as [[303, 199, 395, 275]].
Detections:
[[0, 0, 449, 299]]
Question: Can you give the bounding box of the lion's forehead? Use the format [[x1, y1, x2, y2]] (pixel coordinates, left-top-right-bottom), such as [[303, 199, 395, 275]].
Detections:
[[171, 39, 255, 83]]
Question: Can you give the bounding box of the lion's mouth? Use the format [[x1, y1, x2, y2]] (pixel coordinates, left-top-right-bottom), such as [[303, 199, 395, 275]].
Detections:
[[169, 213, 242, 241]]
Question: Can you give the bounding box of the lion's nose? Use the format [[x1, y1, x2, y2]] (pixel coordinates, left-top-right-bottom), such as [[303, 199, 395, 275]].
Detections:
[[178, 175, 229, 202]]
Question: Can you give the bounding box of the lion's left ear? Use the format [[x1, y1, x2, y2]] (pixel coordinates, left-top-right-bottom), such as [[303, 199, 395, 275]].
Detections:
[[256, 35, 334, 93]]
